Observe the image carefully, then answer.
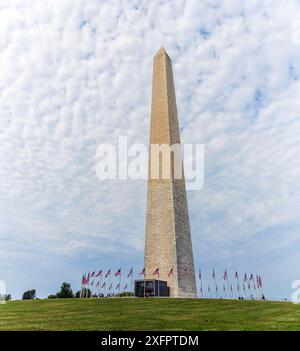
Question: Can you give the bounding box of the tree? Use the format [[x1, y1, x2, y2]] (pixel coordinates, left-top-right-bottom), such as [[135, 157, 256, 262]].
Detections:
[[56, 282, 73, 298], [74, 290, 81, 298], [22, 289, 36, 300], [47, 294, 57, 299], [5, 294, 11, 301]]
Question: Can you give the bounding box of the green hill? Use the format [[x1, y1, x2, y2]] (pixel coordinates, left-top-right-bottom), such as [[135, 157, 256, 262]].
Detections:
[[0, 298, 299, 331]]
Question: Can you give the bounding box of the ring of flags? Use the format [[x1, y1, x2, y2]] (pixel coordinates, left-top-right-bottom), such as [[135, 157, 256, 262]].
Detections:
[[80, 267, 265, 300]]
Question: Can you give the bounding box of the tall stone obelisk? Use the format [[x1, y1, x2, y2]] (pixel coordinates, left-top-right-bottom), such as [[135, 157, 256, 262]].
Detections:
[[144, 47, 197, 297]]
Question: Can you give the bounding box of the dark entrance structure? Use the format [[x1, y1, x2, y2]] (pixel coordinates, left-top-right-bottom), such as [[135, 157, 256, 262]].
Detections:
[[134, 279, 169, 297]]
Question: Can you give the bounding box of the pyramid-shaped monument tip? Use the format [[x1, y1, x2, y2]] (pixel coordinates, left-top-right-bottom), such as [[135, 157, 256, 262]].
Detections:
[[155, 47, 169, 57]]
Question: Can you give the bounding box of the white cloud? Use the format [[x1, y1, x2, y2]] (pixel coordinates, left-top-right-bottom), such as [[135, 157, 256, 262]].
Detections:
[[0, 0, 299, 298]]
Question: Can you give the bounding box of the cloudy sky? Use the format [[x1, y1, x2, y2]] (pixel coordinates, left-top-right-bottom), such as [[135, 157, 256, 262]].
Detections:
[[0, 0, 300, 299]]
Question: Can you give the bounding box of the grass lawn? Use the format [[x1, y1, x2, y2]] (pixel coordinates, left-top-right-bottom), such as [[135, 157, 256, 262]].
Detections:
[[0, 298, 299, 331]]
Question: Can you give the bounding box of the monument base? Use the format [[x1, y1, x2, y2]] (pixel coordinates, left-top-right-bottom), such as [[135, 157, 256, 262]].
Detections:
[[134, 279, 170, 297]]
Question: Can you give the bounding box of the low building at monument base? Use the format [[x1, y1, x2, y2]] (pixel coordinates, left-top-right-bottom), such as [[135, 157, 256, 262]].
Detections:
[[134, 279, 169, 297]]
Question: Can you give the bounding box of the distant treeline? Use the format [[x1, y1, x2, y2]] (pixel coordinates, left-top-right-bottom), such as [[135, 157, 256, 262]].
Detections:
[[18, 282, 133, 300]]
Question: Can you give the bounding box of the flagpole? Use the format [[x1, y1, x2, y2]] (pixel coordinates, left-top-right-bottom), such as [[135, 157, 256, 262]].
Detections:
[[85, 273, 88, 298], [255, 275, 260, 300], [169, 267, 174, 296], [199, 269, 203, 298], [109, 269, 112, 297], [225, 269, 230, 298], [91, 281, 93, 298], [260, 276, 264, 299], [142, 267, 145, 298], [250, 280, 254, 300], [235, 269, 240, 299], [131, 268, 133, 296], [248, 279, 252, 300], [213, 269, 218, 298], [80, 275, 83, 299], [87, 276, 90, 298], [244, 273, 248, 299], [100, 276, 102, 298], [119, 272, 121, 297], [158, 266, 160, 298], [249, 273, 254, 299], [199, 269, 204, 298], [229, 281, 233, 299], [256, 275, 260, 299], [186, 269, 188, 298], [253, 278, 257, 300]]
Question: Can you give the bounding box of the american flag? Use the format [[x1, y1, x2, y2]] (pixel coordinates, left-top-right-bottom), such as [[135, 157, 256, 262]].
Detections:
[[101, 282, 105, 289], [115, 268, 121, 277], [139, 268, 145, 275], [127, 267, 133, 278], [168, 268, 173, 277], [96, 281, 99, 288], [124, 283, 128, 290], [183, 268, 188, 277], [109, 283, 112, 290], [105, 269, 111, 278], [96, 270, 102, 277], [116, 283, 120, 290], [199, 269, 202, 280], [82, 274, 89, 285], [223, 270, 228, 281], [212, 269, 216, 279], [234, 271, 238, 279], [91, 271, 95, 277], [152, 267, 159, 276], [244, 273, 248, 282]]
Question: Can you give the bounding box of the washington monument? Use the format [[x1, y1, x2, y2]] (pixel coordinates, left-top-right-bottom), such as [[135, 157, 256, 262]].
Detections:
[[144, 47, 197, 297]]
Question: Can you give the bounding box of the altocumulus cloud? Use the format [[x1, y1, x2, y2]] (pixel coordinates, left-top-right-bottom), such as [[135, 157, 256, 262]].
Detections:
[[0, 0, 300, 298]]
